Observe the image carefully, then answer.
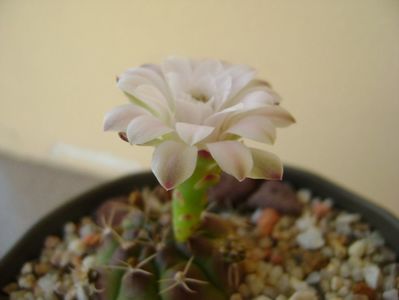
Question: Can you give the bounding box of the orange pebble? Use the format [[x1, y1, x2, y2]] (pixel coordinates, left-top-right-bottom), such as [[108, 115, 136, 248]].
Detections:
[[257, 208, 280, 236], [83, 233, 101, 246], [312, 201, 331, 218], [264, 248, 272, 259], [270, 252, 283, 265], [352, 282, 377, 300]]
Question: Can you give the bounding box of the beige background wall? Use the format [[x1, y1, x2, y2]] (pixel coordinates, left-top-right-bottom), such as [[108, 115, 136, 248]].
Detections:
[[1, 0, 398, 215]]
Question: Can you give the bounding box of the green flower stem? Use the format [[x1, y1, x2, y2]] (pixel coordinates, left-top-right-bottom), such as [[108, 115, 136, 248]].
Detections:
[[172, 151, 220, 243]]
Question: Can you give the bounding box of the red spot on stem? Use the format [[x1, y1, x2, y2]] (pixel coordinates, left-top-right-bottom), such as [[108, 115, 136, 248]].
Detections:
[[204, 174, 217, 181], [198, 150, 212, 159]]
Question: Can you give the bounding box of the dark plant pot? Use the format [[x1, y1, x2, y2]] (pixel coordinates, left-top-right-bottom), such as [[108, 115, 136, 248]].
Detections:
[[1, 166, 398, 298]]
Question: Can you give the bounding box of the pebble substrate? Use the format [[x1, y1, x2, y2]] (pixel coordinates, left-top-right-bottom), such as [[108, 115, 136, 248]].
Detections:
[[3, 179, 399, 300]]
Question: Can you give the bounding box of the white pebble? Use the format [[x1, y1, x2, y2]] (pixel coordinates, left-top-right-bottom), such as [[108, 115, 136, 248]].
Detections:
[[251, 208, 263, 223], [21, 262, 33, 274], [249, 277, 264, 296], [351, 267, 363, 282], [335, 213, 360, 224], [37, 274, 58, 298], [306, 272, 321, 285], [277, 274, 291, 294], [68, 238, 86, 255], [296, 226, 325, 250], [330, 276, 344, 291], [253, 296, 272, 300], [289, 290, 318, 300], [290, 277, 309, 291], [295, 215, 315, 231], [348, 239, 367, 257], [337, 285, 350, 297], [82, 255, 96, 272], [297, 189, 312, 203], [363, 264, 381, 289], [383, 289, 399, 300], [18, 274, 35, 289], [384, 276, 396, 290], [256, 261, 271, 279], [230, 293, 242, 300], [64, 222, 76, 234], [269, 265, 283, 285], [238, 283, 251, 298], [79, 223, 95, 238], [230, 293, 243, 300], [339, 263, 351, 278]]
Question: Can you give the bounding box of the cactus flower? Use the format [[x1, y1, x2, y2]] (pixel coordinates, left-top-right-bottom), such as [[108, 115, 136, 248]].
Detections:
[[104, 56, 294, 189], [104, 56, 295, 241]]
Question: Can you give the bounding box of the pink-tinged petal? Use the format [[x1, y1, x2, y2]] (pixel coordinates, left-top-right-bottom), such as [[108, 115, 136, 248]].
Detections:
[[223, 64, 256, 97], [162, 57, 192, 95], [204, 103, 244, 127], [126, 115, 173, 145], [133, 84, 171, 115], [164, 72, 187, 100], [125, 65, 174, 110], [192, 59, 223, 77], [225, 116, 276, 144], [221, 79, 280, 109], [213, 75, 232, 106], [174, 99, 212, 124], [248, 148, 283, 180], [240, 90, 277, 108], [257, 105, 296, 127], [207, 141, 253, 181], [175, 122, 215, 146], [152, 141, 197, 190], [162, 56, 192, 77], [117, 77, 158, 114], [103, 104, 148, 131], [118, 76, 171, 120], [248, 105, 296, 127]]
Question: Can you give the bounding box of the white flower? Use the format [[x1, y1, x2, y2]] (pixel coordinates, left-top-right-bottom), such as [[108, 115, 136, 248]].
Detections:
[[104, 57, 295, 190]]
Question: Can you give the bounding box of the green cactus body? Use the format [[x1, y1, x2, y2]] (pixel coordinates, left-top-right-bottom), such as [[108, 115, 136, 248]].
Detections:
[[159, 262, 225, 300], [172, 151, 221, 243], [94, 187, 239, 300]]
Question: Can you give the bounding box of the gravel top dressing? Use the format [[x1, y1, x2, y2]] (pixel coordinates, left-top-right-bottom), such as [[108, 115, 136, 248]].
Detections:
[[3, 177, 399, 300]]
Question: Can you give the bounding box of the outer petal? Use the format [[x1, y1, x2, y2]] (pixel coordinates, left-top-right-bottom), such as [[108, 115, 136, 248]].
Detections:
[[225, 116, 276, 144], [207, 141, 253, 181], [162, 57, 191, 96], [240, 90, 276, 108], [125, 65, 175, 110], [103, 104, 148, 131], [175, 122, 214, 146], [248, 148, 283, 180], [174, 99, 213, 124], [152, 141, 197, 190], [223, 64, 256, 97], [204, 103, 244, 127], [118, 76, 171, 120], [244, 105, 296, 127], [221, 79, 280, 110], [162, 56, 192, 78], [126, 115, 173, 145], [132, 84, 172, 117], [258, 106, 296, 127]]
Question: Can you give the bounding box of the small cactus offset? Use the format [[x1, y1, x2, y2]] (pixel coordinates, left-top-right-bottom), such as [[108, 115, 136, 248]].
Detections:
[[94, 187, 242, 300]]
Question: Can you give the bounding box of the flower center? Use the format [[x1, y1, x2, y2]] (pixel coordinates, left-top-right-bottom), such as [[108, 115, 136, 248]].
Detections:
[[191, 91, 209, 103]]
